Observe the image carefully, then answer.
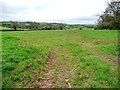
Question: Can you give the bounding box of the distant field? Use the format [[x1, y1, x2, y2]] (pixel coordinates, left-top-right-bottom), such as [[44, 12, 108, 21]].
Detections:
[[2, 30, 118, 88], [0, 26, 24, 31], [0, 26, 11, 30]]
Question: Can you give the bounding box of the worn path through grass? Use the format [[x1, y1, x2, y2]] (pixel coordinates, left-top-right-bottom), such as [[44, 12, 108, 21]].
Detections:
[[28, 46, 79, 88]]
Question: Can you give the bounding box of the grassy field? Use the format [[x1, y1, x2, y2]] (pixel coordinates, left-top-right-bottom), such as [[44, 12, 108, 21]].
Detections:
[[2, 30, 118, 88], [0, 26, 12, 30]]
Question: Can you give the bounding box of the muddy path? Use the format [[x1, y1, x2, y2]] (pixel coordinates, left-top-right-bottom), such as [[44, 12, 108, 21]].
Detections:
[[40, 49, 57, 88], [28, 47, 79, 88], [39, 48, 79, 88]]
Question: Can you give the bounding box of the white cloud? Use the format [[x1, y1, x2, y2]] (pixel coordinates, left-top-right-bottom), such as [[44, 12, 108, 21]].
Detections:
[[0, 0, 109, 24]]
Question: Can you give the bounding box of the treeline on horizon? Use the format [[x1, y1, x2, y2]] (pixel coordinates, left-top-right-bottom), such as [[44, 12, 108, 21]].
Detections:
[[0, 21, 95, 31]]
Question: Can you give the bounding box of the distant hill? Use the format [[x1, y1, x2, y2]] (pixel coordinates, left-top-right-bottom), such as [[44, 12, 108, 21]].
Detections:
[[0, 21, 95, 31]]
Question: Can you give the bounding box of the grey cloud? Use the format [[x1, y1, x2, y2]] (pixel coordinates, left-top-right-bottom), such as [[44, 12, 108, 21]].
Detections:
[[0, 0, 98, 24], [49, 16, 98, 24], [1, 2, 28, 15], [33, 3, 49, 10], [1, 1, 49, 16], [66, 16, 98, 21]]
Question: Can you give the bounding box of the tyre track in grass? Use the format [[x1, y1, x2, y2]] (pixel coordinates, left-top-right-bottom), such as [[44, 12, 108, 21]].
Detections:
[[28, 49, 57, 88], [40, 49, 57, 88], [37, 47, 79, 88]]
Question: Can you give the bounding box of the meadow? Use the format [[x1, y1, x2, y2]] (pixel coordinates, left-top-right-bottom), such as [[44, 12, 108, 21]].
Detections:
[[0, 26, 11, 31], [2, 29, 118, 88]]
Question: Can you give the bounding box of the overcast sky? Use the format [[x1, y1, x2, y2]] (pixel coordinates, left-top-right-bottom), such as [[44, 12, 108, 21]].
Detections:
[[0, 0, 109, 24]]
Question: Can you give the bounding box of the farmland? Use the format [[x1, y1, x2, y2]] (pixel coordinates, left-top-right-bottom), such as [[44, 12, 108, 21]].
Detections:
[[2, 29, 118, 88]]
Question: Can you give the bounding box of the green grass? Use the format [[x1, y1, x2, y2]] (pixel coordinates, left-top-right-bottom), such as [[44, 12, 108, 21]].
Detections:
[[2, 35, 49, 87], [2, 30, 118, 88], [0, 31, 2, 89], [0, 26, 12, 30], [0, 26, 25, 31], [65, 43, 117, 88]]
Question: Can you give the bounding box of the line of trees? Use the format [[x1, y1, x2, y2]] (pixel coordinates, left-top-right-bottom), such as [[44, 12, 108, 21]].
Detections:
[[1, 21, 94, 31], [97, 0, 120, 30], [2, 21, 67, 30]]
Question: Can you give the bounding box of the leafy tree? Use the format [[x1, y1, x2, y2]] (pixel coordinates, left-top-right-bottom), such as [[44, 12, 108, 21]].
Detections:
[[97, 0, 120, 30], [12, 22, 18, 31]]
